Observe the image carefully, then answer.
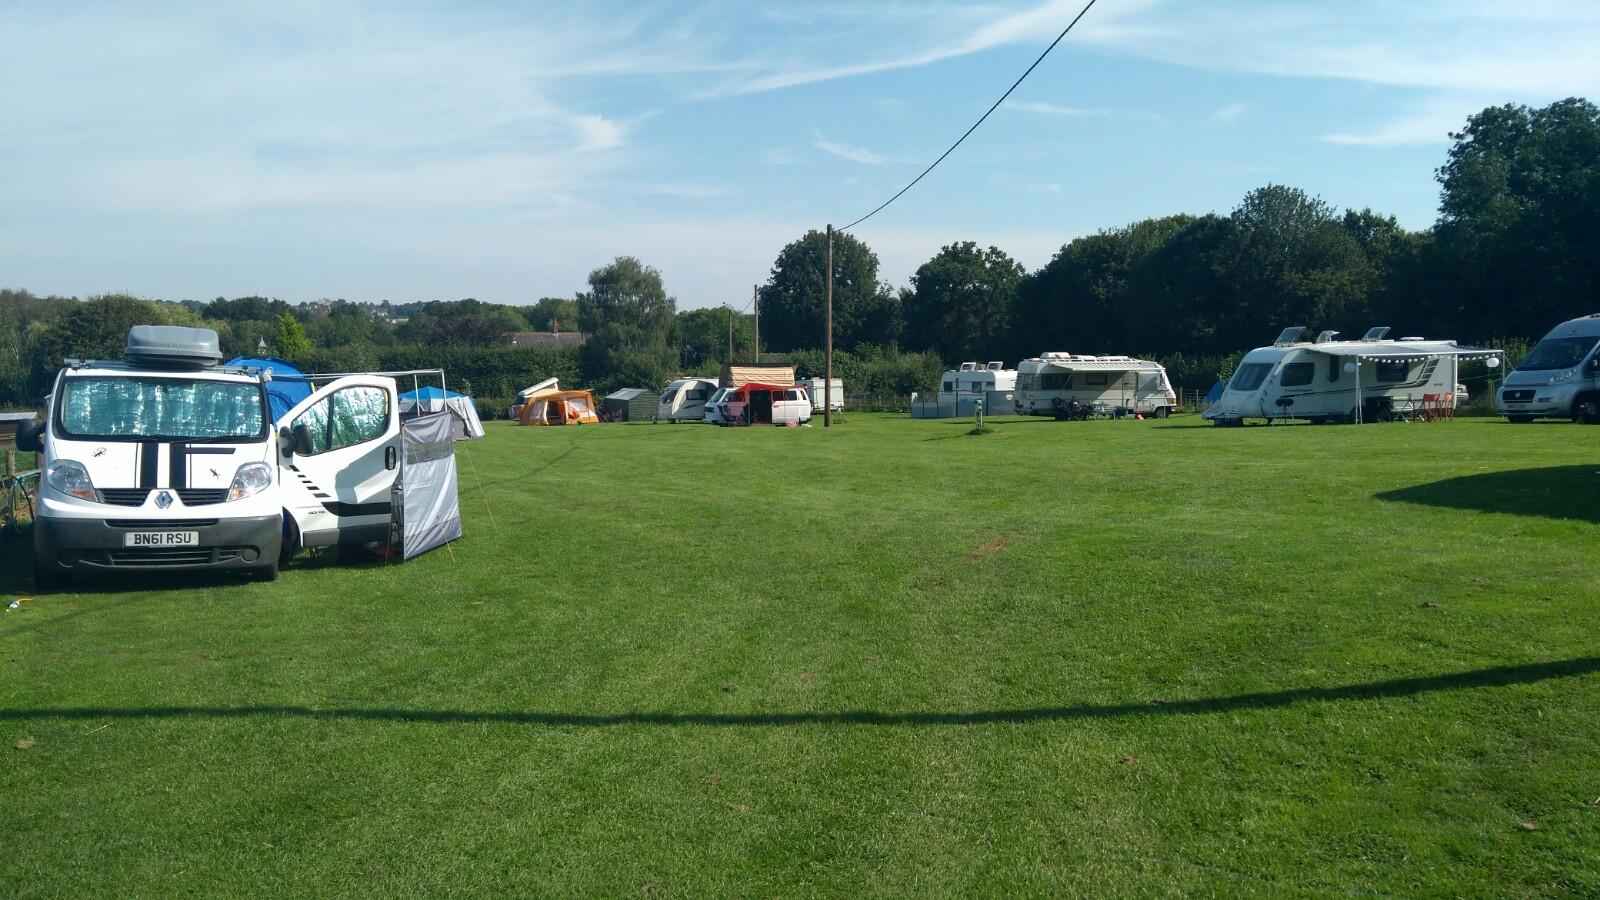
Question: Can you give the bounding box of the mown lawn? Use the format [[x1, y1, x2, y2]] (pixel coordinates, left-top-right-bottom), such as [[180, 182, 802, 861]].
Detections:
[[3, 414, 1599, 896]]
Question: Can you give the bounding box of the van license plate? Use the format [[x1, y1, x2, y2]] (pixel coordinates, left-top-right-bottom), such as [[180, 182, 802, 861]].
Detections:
[[124, 531, 199, 547]]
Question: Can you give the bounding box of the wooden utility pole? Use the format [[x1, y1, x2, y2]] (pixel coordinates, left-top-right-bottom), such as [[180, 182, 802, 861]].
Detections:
[[727, 306, 733, 360], [752, 285, 760, 363], [825, 224, 834, 427]]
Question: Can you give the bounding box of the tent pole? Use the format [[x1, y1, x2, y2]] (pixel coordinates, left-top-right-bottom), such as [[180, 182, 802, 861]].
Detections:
[[1355, 359, 1362, 425]]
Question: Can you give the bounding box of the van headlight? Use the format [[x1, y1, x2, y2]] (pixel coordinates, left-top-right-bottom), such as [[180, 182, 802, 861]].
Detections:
[[1551, 369, 1577, 384], [226, 463, 272, 502], [46, 460, 97, 501]]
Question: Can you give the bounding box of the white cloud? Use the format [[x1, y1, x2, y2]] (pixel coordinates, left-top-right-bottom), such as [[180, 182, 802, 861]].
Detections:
[[1208, 102, 1247, 124], [1004, 100, 1108, 117], [812, 133, 886, 165]]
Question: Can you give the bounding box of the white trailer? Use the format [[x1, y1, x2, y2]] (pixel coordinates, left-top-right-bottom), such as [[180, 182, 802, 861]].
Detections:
[[1203, 327, 1502, 426], [657, 378, 719, 423], [1013, 353, 1176, 419], [923, 361, 1016, 418], [795, 377, 845, 412]]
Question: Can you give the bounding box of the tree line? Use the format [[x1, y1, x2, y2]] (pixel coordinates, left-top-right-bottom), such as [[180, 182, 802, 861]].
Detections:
[[3, 98, 1595, 410]]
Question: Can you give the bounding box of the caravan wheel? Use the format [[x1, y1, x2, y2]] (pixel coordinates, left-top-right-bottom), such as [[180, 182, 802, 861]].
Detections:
[[1152, 407, 1169, 419]]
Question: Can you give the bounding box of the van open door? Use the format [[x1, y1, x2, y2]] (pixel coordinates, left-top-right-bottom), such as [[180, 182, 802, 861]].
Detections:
[[275, 376, 400, 549]]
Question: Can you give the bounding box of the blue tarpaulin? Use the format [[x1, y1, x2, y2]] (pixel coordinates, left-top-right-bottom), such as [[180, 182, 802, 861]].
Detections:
[[225, 357, 312, 422], [1202, 380, 1225, 405]]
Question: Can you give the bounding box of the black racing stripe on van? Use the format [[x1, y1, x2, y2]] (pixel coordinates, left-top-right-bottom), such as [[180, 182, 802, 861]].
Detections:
[[321, 500, 391, 517], [139, 442, 159, 489], [169, 442, 188, 489]]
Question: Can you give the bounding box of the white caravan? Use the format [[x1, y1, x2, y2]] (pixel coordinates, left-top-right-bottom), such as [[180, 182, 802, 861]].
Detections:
[[1204, 327, 1501, 426], [938, 362, 1017, 417], [19, 325, 403, 584], [1013, 353, 1176, 418], [657, 378, 719, 423], [795, 377, 846, 413], [1494, 314, 1600, 423]]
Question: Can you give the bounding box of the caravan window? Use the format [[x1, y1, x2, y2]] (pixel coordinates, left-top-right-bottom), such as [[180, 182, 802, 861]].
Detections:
[[659, 388, 675, 404], [1327, 355, 1341, 382], [685, 390, 706, 402], [943, 380, 955, 392], [1228, 363, 1272, 392], [1084, 373, 1108, 386], [1280, 362, 1314, 387], [1375, 360, 1415, 383], [1040, 373, 1072, 390]]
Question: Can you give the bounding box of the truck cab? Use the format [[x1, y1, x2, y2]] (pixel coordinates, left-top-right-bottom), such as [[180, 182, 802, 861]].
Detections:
[[19, 326, 400, 585]]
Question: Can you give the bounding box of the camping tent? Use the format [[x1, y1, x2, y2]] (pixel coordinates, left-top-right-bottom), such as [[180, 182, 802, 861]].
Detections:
[[400, 385, 485, 440], [225, 356, 312, 422], [518, 389, 599, 426], [603, 388, 656, 422]]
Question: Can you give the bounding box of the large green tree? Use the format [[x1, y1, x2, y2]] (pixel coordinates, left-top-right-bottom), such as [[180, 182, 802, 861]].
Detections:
[[902, 242, 1023, 363], [758, 230, 901, 353], [576, 257, 677, 391], [1434, 98, 1600, 338]]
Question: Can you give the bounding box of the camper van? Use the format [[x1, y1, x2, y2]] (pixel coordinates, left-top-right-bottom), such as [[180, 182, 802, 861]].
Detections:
[[1495, 314, 1600, 423], [657, 378, 719, 423], [711, 383, 812, 426], [1204, 327, 1501, 426], [1013, 353, 1175, 419], [938, 362, 1017, 417], [17, 325, 403, 584]]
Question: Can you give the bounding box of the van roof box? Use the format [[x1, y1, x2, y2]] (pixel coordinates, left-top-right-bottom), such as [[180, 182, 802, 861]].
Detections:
[[125, 325, 223, 369]]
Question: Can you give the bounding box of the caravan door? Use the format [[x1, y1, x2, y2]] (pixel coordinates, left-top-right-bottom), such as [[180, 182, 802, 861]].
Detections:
[[276, 376, 400, 548], [1134, 372, 1166, 412]]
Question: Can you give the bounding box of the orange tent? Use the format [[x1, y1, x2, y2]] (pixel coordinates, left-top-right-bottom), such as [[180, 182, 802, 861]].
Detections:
[[517, 389, 599, 426]]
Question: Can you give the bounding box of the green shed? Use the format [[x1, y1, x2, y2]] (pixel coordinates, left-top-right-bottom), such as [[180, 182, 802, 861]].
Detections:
[[604, 388, 658, 422]]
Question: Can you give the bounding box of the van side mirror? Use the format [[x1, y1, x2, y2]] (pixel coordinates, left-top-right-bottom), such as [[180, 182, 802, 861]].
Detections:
[[14, 419, 43, 453], [292, 423, 317, 455], [278, 425, 297, 455]]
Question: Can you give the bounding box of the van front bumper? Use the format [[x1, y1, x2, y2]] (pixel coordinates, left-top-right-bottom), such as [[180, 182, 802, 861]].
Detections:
[[33, 514, 282, 573]]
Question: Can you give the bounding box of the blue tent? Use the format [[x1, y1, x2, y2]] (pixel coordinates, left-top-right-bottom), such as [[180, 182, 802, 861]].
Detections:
[[1202, 380, 1226, 406], [399, 385, 467, 404], [226, 357, 312, 422]]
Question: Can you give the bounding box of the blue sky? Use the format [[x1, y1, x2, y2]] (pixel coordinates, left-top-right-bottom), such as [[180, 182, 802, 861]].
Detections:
[[4, 1, 1598, 310]]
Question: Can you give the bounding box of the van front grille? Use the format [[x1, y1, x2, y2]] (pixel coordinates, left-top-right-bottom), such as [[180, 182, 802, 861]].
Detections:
[[98, 489, 150, 507], [1501, 389, 1535, 402], [177, 488, 229, 506], [100, 547, 246, 567]]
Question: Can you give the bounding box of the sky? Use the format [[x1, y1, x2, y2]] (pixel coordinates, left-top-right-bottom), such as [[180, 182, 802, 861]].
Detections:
[[3, 0, 1599, 310]]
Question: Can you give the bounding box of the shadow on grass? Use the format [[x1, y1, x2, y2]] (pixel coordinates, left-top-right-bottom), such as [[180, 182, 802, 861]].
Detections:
[[5, 656, 1596, 727], [1376, 465, 1600, 523]]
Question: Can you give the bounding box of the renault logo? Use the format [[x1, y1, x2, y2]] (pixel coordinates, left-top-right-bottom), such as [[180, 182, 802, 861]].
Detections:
[[155, 491, 174, 510]]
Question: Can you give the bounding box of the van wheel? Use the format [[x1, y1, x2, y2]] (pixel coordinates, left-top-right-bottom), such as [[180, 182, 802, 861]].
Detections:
[[1573, 396, 1600, 424]]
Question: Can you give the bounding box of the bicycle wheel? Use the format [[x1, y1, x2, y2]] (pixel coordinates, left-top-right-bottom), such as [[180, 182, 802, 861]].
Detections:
[[4, 479, 33, 541]]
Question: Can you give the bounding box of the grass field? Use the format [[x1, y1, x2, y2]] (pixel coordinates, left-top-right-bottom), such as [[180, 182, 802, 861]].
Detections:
[[3, 413, 1599, 896]]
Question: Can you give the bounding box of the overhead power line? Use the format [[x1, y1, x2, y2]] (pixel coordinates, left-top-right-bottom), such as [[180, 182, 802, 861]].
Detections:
[[839, 0, 1100, 232]]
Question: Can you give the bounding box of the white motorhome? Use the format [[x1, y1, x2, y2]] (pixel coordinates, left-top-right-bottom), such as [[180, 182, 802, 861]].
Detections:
[[657, 378, 719, 423], [1204, 327, 1502, 426], [18, 326, 403, 584], [1495, 314, 1600, 423], [937, 362, 1017, 417], [1013, 353, 1176, 419]]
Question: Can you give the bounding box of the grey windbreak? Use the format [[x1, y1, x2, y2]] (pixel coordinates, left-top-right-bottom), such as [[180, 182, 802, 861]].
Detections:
[[58, 376, 265, 440]]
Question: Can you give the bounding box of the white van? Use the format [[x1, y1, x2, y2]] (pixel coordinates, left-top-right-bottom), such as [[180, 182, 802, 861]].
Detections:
[[18, 325, 401, 585], [1495, 314, 1600, 423], [702, 387, 733, 424], [657, 378, 719, 423], [714, 383, 812, 426]]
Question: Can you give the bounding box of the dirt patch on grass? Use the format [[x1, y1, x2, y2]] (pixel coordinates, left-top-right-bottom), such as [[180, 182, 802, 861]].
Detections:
[[966, 533, 1013, 563]]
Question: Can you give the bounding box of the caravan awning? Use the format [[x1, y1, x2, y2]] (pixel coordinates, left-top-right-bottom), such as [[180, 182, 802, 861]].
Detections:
[[1312, 344, 1502, 362]]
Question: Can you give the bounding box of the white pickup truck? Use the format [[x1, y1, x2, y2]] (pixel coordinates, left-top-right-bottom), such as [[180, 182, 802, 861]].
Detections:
[[17, 325, 402, 585]]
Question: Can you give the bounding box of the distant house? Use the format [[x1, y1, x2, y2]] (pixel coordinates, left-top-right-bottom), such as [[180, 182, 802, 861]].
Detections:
[[502, 330, 588, 349]]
